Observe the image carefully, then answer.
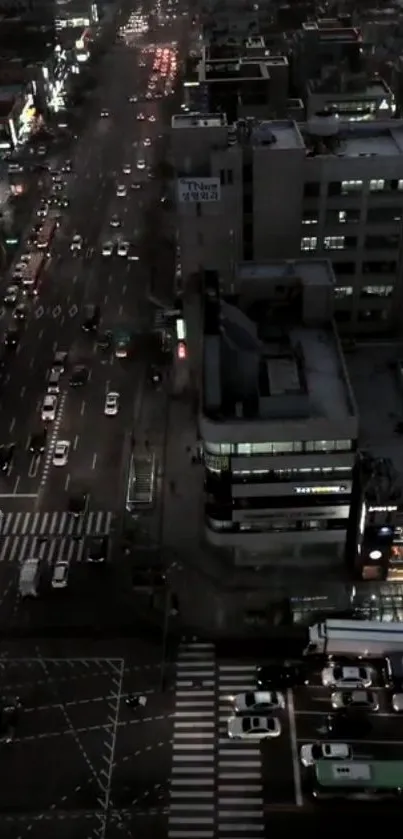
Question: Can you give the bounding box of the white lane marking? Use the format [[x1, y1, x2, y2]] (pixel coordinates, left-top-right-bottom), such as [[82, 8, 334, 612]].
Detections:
[[287, 689, 303, 807]]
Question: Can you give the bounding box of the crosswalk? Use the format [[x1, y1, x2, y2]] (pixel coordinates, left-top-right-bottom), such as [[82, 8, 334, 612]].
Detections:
[[169, 641, 216, 838], [0, 510, 113, 538], [169, 642, 265, 839], [0, 535, 89, 566]]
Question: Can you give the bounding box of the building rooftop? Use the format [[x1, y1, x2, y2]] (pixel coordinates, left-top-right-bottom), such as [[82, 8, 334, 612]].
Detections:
[[302, 119, 403, 158], [307, 75, 391, 98], [172, 112, 227, 129], [203, 260, 355, 426], [346, 344, 403, 498], [233, 119, 305, 149]]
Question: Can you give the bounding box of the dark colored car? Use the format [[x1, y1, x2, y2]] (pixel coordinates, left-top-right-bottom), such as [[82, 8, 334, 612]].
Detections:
[[87, 535, 109, 563], [68, 491, 88, 516], [326, 711, 372, 738], [0, 443, 15, 472], [0, 696, 21, 743], [97, 330, 113, 350], [69, 365, 89, 387], [4, 328, 20, 349], [29, 429, 47, 454], [82, 304, 100, 333], [256, 662, 309, 690], [13, 304, 28, 322]]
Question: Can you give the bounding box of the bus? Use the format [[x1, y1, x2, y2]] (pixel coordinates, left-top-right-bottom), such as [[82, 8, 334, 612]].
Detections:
[[313, 760, 403, 801], [21, 253, 45, 294], [36, 218, 57, 253], [304, 619, 403, 658]]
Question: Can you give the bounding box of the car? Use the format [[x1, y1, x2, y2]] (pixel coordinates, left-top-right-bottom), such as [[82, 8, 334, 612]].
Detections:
[[122, 163, 131, 174], [321, 664, 372, 689], [116, 184, 127, 197], [104, 391, 119, 416], [87, 535, 109, 563], [68, 491, 88, 516], [62, 159, 72, 172], [227, 715, 281, 740], [52, 181, 64, 192], [28, 429, 47, 454], [100, 109, 109, 117], [4, 328, 20, 349], [115, 331, 131, 358], [137, 112, 145, 120], [60, 197, 69, 208], [69, 365, 89, 387], [0, 443, 15, 473], [52, 440, 70, 466], [36, 205, 48, 218], [38, 144, 47, 155], [131, 181, 142, 190], [53, 350, 68, 371], [392, 693, 403, 712], [300, 741, 353, 768], [117, 240, 129, 257], [256, 662, 309, 690], [97, 331, 113, 350], [137, 159, 146, 170], [13, 304, 27, 322], [102, 241, 114, 257], [143, 137, 151, 147], [70, 234, 83, 252], [0, 696, 21, 743], [129, 94, 138, 102], [326, 711, 372, 738], [82, 304, 100, 332], [41, 394, 57, 421], [110, 215, 121, 228], [4, 285, 19, 306], [148, 114, 156, 122], [51, 561, 69, 589], [233, 691, 285, 714], [331, 689, 379, 712]]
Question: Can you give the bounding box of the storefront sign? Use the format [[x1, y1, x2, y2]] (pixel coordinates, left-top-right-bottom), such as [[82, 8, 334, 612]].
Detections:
[[177, 177, 220, 203]]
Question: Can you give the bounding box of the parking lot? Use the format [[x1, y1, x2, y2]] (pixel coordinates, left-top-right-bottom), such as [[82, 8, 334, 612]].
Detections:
[[262, 659, 403, 810]]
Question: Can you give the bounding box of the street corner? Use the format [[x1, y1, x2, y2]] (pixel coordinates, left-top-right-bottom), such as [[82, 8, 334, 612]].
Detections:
[[0, 656, 125, 816]]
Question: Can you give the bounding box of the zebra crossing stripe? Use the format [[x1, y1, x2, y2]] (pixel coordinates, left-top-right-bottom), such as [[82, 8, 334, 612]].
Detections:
[[0, 510, 113, 537], [0, 536, 88, 565]]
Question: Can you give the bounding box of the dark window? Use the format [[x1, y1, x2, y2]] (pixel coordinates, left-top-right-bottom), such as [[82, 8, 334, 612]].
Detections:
[[243, 223, 253, 243], [196, 202, 201, 217], [365, 234, 400, 250], [243, 241, 253, 260], [243, 193, 253, 213], [333, 261, 355, 276], [345, 236, 358, 249], [219, 169, 225, 186], [363, 260, 397, 275], [304, 181, 320, 198], [328, 181, 342, 197], [242, 163, 252, 183], [227, 169, 233, 185], [367, 207, 402, 224], [334, 310, 352, 323]]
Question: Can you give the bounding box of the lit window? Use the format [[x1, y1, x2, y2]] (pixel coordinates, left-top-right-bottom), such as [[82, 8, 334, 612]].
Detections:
[[301, 236, 317, 251], [369, 179, 385, 192], [324, 236, 345, 250], [302, 214, 318, 226], [334, 286, 353, 298], [361, 285, 393, 298], [398, 180, 403, 191], [341, 180, 362, 194]]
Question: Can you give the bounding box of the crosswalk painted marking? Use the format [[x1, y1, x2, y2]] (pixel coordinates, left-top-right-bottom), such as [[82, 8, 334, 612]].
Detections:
[[0, 510, 113, 538], [0, 536, 88, 565]]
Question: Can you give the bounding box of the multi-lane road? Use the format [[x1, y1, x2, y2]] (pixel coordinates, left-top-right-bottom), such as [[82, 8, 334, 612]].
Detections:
[[0, 2, 183, 595]]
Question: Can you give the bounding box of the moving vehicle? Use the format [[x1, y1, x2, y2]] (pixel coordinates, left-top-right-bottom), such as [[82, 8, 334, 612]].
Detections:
[[87, 535, 109, 563], [82, 304, 100, 333], [70, 234, 83, 252], [104, 391, 119, 416], [69, 365, 89, 387], [227, 715, 281, 740], [137, 158, 146, 170], [233, 691, 285, 714], [13, 304, 28, 322], [52, 440, 70, 466], [21, 252, 44, 293], [0, 444, 15, 472], [36, 218, 57, 254], [53, 350, 68, 370], [97, 331, 113, 350], [100, 109, 109, 117], [313, 760, 403, 801], [300, 742, 352, 768], [117, 241, 129, 257], [110, 215, 120, 228], [68, 491, 88, 516], [321, 664, 372, 689], [51, 561, 70, 589], [18, 557, 42, 597], [305, 619, 403, 658], [116, 184, 127, 197], [4, 327, 20, 349], [256, 662, 309, 689], [41, 394, 57, 421], [122, 163, 131, 174], [331, 689, 379, 712], [29, 429, 47, 454], [4, 285, 19, 306], [115, 330, 131, 358], [102, 241, 114, 257], [47, 368, 62, 394]]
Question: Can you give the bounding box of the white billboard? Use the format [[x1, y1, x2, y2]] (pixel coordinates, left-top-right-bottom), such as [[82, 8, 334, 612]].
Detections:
[[177, 177, 220, 203]]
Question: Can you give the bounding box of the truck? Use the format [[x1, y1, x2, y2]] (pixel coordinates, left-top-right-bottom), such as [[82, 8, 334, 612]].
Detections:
[[304, 619, 403, 659], [18, 557, 42, 598]]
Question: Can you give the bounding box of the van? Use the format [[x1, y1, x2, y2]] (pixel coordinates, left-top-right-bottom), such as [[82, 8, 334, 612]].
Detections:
[[47, 368, 61, 394], [18, 558, 42, 597]]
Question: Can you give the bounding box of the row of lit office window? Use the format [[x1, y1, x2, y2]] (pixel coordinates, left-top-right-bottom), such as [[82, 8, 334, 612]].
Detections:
[[304, 178, 403, 198], [301, 235, 400, 251], [334, 285, 393, 299], [204, 440, 353, 455]]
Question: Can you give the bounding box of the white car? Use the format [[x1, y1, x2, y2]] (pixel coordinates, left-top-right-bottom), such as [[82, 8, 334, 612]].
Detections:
[[137, 112, 145, 121], [4, 285, 19, 305], [52, 440, 70, 467], [116, 184, 127, 198], [143, 137, 151, 147], [227, 715, 281, 740], [233, 691, 285, 714], [110, 215, 120, 228], [300, 742, 352, 768], [51, 561, 69, 589], [137, 159, 146, 170], [37, 205, 48, 218], [70, 235, 82, 252], [122, 164, 131, 174], [321, 665, 372, 689], [129, 95, 138, 103], [117, 241, 129, 257], [149, 114, 156, 122], [104, 391, 119, 416], [102, 241, 114, 257], [41, 394, 57, 422]]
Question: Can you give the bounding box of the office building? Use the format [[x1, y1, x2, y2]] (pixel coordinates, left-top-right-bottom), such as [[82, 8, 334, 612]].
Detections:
[[200, 259, 358, 568], [172, 114, 403, 334]]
